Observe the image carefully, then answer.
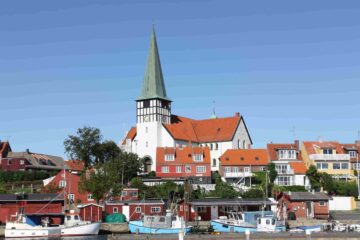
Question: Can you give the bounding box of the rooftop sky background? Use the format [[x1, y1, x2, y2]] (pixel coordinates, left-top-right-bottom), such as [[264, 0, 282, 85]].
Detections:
[[1, 0, 360, 157]]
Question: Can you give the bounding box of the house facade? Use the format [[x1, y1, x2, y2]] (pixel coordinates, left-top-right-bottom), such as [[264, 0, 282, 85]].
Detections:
[[267, 141, 310, 188], [342, 141, 360, 171], [219, 149, 269, 189], [301, 141, 354, 180], [156, 146, 211, 184], [277, 191, 331, 220], [120, 28, 252, 173]]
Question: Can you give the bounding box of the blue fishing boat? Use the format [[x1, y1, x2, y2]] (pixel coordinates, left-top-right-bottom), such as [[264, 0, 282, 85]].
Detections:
[[296, 225, 322, 232], [128, 211, 192, 234], [211, 211, 286, 233]]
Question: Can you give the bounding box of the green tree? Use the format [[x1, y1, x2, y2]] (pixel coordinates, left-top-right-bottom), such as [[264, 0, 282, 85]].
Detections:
[[268, 163, 278, 184], [79, 167, 112, 203], [241, 188, 264, 198], [306, 165, 321, 190], [207, 173, 239, 198], [93, 140, 121, 163], [64, 126, 102, 167], [320, 172, 335, 193]]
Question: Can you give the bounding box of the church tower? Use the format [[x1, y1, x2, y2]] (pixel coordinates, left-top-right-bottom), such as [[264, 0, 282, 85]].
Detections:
[[136, 27, 171, 172]]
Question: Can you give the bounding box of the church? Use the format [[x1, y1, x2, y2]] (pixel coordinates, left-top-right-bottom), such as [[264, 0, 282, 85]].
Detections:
[[120, 28, 252, 174]]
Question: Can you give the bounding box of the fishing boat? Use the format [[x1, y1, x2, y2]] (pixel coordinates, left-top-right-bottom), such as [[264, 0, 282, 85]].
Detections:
[[296, 224, 322, 232], [211, 211, 286, 233], [5, 210, 101, 238], [128, 210, 192, 234]]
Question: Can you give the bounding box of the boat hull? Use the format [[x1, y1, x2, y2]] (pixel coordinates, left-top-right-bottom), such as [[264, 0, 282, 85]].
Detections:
[[211, 220, 286, 233], [129, 221, 192, 234], [296, 225, 322, 232], [61, 222, 101, 236], [5, 226, 61, 238]]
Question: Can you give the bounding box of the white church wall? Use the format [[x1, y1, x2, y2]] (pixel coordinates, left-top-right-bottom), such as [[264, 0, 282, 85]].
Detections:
[[232, 119, 251, 150]]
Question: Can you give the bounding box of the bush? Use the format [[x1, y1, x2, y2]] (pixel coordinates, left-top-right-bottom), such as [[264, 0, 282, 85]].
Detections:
[[241, 189, 264, 198]]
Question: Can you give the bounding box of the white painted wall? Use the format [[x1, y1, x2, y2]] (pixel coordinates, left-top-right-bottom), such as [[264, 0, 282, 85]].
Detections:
[[232, 119, 251, 150], [329, 196, 355, 211]]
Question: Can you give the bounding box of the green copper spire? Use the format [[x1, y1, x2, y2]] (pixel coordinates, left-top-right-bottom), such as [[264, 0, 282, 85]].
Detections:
[[137, 26, 170, 101]]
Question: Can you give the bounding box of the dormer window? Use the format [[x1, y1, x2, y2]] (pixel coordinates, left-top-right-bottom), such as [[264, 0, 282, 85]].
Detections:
[[278, 150, 296, 160], [349, 151, 357, 158], [165, 154, 175, 161], [323, 148, 333, 154], [193, 154, 203, 162]]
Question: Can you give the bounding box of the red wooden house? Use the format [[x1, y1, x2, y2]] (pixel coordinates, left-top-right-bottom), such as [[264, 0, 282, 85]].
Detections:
[[0, 193, 64, 223], [104, 199, 165, 221], [78, 203, 103, 222], [156, 146, 211, 184], [277, 191, 331, 220]]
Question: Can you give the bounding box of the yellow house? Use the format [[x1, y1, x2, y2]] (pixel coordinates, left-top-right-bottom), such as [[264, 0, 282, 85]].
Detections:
[[301, 141, 354, 180]]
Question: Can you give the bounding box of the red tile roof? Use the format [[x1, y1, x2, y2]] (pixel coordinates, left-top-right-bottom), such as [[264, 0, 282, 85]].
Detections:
[[220, 149, 269, 166], [156, 146, 210, 165], [122, 127, 137, 145], [267, 143, 302, 161], [290, 162, 307, 174], [303, 141, 344, 155], [121, 114, 249, 144], [66, 160, 85, 171], [164, 114, 243, 143]]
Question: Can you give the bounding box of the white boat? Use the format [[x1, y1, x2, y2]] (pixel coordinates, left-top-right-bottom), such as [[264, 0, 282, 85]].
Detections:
[[5, 210, 100, 238], [211, 211, 286, 233]]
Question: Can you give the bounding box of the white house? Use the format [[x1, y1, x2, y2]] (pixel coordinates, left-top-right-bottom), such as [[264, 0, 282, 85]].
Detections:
[[120, 28, 252, 173], [267, 141, 310, 188]]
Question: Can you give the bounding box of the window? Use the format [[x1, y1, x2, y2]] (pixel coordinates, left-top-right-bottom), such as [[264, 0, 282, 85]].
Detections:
[[215, 143, 218, 150], [162, 166, 169, 173], [333, 163, 340, 169], [319, 201, 326, 206], [130, 191, 138, 197], [159, 217, 166, 222], [212, 158, 216, 167], [121, 191, 128, 196], [276, 164, 288, 174], [20, 160, 25, 165], [176, 166, 182, 173], [87, 194, 94, 201], [146, 141, 148, 148], [59, 180, 66, 188], [185, 166, 191, 173], [238, 140, 241, 149], [143, 100, 150, 108], [196, 166, 206, 173], [277, 176, 291, 186], [244, 167, 250, 172], [323, 148, 333, 154], [232, 167, 238, 173], [145, 127, 148, 133], [8, 160, 12, 165], [341, 163, 349, 169], [68, 194, 75, 201], [74, 215, 79, 220], [353, 163, 360, 170], [193, 154, 203, 162], [180, 205, 183, 211], [349, 151, 357, 158], [224, 167, 231, 173], [316, 162, 328, 169], [135, 207, 141, 213], [151, 207, 161, 213], [278, 150, 296, 159], [165, 154, 175, 161], [196, 207, 207, 213], [113, 207, 118, 213], [243, 140, 246, 149], [210, 144, 213, 150]]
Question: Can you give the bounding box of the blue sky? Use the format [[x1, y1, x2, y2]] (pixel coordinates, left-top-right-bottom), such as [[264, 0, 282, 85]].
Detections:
[[1, 0, 360, 158]]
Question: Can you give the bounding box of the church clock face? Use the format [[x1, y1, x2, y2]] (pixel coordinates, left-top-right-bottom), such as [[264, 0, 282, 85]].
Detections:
[[162, 115, 167, 123], [144, 116, 150, 122]]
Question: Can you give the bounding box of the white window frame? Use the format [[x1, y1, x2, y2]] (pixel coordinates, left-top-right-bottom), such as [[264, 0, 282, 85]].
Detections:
[[176, 166, 182, 173], [20, 160, 25, 165], [277, 176, 291, 186], [193, 154, 203, 162], [185, 165, 191, 173], [353, 163, 360, 170], [162, 166, 169, 173], [224, 167, 231, 173], [87, 194, 94, 201], [68, 194, 75, 201], [232, 167, 239, 173], [165, 154, 175, 161], [196, 166, 206, 173], [59, 180, 66, 188], [349, 151, 357, 158], [135, 207, 141, 213], [319, 201, 326, 206], [113, 207, 118, 213], [151, 207, 161, 213], [244, 167, 250, 173]]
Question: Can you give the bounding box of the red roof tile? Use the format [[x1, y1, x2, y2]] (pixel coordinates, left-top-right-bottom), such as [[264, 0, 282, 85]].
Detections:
[[164, 114, 242, 143], [156, 146, 210, 165], [220, 149, 269, 166], [303, 141, 344, 155], [66, 160, 85, 171], [122, 127, 137, 145], [290, 162, 307, 174], [267, 142, 302, 161]]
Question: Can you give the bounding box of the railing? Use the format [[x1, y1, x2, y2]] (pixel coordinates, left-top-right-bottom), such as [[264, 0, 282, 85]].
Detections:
[[276, 169, 294, 175], [223, 172, 253, 178], [309, 154, 350, 161]]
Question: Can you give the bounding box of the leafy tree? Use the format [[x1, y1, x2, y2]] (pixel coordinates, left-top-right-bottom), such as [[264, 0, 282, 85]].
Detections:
[[79, 167, 112, 203], [306, 165, 321, 190], [207, 173, 239, 199], [320, 172, 335, 193], [64, 127, 102, 167], [41, 182, 61, 194], [273, 185, 307, 193], [333, 181, 358, 198], [93, 140, 121, 163], [241, 188, 264, 198], [268, 163, 278, 184]]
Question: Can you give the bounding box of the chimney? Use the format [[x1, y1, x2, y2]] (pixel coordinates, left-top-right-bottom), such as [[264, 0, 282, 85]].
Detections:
[[235, 112, 240, 117], [356, 140, 360, 148], [294, 140, 299, 151], [248, 143, 252, 149]]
